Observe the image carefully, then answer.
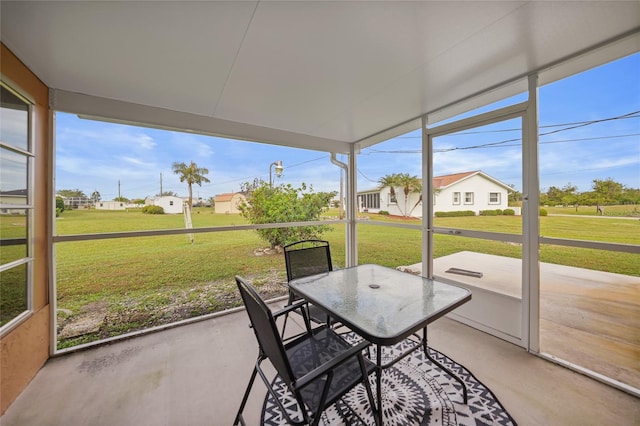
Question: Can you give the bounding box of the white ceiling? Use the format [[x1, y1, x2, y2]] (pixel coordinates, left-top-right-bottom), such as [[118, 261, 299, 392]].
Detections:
[[2, 1, 639, 151]]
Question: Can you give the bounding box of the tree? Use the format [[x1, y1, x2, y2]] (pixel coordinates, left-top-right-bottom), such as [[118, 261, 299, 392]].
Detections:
[[113, 196, 129, 202], [560, 183, 578, 208], [378, 174, 398, 201], [592, 178, 624, 205], [57, 189, 86, 198], [156, 191, 177, 197], [55, 196, 65, 214], [91, 191, 101, 203], [378, 173, 422, 217], [172, 161, 210, 208], [507, 184, 522, 205], [238, 180, 336, 248]]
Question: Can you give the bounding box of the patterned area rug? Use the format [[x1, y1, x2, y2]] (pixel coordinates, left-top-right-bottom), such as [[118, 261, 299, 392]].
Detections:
[[262, 332, 517, 425]]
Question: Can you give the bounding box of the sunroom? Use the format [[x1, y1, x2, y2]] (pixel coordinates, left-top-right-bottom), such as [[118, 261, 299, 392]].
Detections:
[[1, 1, 639, 424]]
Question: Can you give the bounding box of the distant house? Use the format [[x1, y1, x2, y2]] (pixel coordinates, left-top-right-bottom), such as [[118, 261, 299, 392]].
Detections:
[[214, 192, 246, 214], [95, 201, 126, 211], [145, 196, 184, 214], [58, 195, 92, 209], [358, 170, 514, 217], [0, 189, 27, 213]]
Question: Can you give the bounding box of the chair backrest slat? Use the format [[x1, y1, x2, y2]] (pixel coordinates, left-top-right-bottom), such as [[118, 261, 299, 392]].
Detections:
[[235, 276, 295, 385], [284, 240, 332, 282]]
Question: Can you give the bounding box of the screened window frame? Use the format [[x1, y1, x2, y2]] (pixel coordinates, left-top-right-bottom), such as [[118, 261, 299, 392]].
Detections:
[[0, 80, 35, 335]]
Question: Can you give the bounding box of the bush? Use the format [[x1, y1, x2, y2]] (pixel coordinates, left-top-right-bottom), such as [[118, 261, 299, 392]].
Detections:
[[56, 196, 65, 214], [239, 180, 336, 248], [434, 210, 476, 217], [378, 210, 389, 215], [479, 209, 498, 216], [495, 209, 503, 215], [539, 208, 548, 216], [503, 208, 515, 216], [142, 205, 165, 214]]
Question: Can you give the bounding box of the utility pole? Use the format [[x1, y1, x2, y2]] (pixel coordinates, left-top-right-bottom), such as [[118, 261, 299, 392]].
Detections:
[[118, 180, 121, 199], [160, 172, 163, 196]]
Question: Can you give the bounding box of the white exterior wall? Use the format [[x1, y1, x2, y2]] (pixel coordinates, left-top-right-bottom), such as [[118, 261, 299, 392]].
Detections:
[[436, 174, 510, 215], [154, 196, 183, 214], [377, 189, 423, 218], [372, 173, 512, 218]]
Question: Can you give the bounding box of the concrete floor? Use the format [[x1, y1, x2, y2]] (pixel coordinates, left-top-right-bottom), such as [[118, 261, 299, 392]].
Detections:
[[412, 251, 640, 390], [2, 301, 639, 426]]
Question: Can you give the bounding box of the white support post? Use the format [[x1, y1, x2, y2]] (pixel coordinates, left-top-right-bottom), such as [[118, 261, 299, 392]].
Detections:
[[346, 145, 358, 267], [421, 115, 433, 278], [524, 73, 541, 353]]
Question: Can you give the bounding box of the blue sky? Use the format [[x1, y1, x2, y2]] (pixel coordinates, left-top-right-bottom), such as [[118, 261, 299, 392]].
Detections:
[[55, 53, 639, 201]]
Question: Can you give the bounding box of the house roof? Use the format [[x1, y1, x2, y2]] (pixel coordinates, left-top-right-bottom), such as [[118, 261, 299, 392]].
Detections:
[[215, 193, 242, 202], [434, 171, 514, 191], [2, 2, 638, 152], [433, 171, 478, 189], [359, 170, 513, 194]]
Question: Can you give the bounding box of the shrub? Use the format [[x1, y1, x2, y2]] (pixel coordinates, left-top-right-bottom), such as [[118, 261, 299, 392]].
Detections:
[[238, 180, 336, 248], [378, 210, 390, 215], [479, 210, 498, 216], [503, 208, 515, 216], [434, 210, 476, 217], [55, 196, 65, 214], [142, 205, 165, 214], [539, 208, 548, 216], [496, 209, 503, 215]]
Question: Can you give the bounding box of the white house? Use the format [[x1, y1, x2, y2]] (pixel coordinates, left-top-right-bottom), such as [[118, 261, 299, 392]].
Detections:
[[146, 196, 184, 214], [359, 171, 515, 217], [214, 192, 246, 214], [95, 201, 126, 211]]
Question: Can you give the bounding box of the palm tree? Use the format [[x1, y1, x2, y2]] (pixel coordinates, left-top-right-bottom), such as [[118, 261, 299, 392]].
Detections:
[[378, 173, 399, 201], [379, 173, 423, 217], [395, 173, 422, 217], [172, 161, 211, 208]]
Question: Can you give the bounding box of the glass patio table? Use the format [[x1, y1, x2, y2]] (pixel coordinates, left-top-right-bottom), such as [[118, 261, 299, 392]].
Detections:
[[289, 263, 472, 425]]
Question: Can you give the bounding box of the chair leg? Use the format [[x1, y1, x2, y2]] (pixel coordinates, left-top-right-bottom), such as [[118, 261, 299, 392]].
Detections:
[[281, 291, 299, 338], [233, 366, 259, 426]]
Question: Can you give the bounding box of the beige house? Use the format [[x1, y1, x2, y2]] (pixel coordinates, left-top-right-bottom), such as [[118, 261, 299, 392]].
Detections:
[[214, 192, 246, 214]]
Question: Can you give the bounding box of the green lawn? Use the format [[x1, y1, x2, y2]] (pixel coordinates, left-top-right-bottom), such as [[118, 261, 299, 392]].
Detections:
[[49, 207, 639, 348]]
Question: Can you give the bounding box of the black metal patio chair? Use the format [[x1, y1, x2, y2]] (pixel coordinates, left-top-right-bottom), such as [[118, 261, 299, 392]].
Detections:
[[233, 276, 378, 426], [281, 239, 333, 337]]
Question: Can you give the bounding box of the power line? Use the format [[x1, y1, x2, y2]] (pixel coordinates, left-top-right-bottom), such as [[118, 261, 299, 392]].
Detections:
[[200, 154, 330, 189], [365, 110, 640, 154], [394, 111, 640, 137], [366, 132, 640, 154]]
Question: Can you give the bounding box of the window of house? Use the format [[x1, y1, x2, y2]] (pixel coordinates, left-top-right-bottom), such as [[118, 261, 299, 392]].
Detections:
[[389, 193, 397, 204], [464, 192, 474, 204], [453, 192, 460, 205], [169, 201, 174, 206], [0, 83, 33, 332], [489, 192, 500, 204], [360, 193, 381, 210]]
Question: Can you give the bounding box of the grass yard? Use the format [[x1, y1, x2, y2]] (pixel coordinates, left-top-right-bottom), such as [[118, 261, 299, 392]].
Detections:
[[50, 207, 639, 348]]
